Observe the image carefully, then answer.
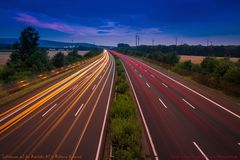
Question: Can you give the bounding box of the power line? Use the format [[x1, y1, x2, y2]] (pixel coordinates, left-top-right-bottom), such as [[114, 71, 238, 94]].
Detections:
[[175, 37, 178, 46], [138, 35, 140, 46], [136, 34, 138, 47], [135, 34, 140, 47]]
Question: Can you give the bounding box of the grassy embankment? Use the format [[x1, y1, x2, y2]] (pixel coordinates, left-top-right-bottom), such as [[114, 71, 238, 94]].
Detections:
[[109, 56, 143, 159]]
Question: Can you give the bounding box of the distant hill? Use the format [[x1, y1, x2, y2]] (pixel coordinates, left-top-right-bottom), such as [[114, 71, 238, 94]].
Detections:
[[39, 40, 97, 48], [0, 38, 110, 49]]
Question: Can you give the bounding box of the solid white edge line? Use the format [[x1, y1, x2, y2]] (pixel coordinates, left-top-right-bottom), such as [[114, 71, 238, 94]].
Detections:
[[92, 84, 97, 90], [158, 98, 168, 109], [95, 53, 115, 160], [133, 58, 240, 119], [75, 103, 84, 117], [161, 83, 168, 88], [146, 82, 151, 88], [182, 98, 196, 109], [122, 59, 159, 160], [42, 103, 57, 117], [193, 141, 209, 160]]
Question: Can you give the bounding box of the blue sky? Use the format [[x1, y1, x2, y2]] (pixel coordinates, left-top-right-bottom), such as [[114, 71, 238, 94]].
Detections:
[[0, 0, 240, 46]]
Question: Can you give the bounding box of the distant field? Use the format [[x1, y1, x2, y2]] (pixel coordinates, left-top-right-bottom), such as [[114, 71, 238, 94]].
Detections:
[[0, 52, 10, 64], [180, 55, 239, 64], [0, 50, 89, 64], [47, 50, 89, 58]]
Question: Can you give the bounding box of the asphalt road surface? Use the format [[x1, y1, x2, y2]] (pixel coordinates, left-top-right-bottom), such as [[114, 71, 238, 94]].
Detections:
[[0, 50, 115, 160], [110, 50, 240, 160]]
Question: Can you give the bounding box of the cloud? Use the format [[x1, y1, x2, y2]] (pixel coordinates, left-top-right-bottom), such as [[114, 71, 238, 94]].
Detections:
[[15, 13, 162, 37], [98, 31, 110, 34], [16, 13, 75, 33]]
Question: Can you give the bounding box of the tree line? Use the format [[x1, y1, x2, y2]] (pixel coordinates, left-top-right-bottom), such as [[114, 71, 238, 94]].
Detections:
[[0, 27, 102, 83], [116, 44, 240, 57]]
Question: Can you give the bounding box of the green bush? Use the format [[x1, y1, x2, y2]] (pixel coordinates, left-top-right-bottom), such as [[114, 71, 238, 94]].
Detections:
[[65, 49, 83, 64], [110, 94, 135, 119], [116, 81, 128, 94], [0, 65, 15, 82], [151, 51, 179, 66], [182, 60, 193, 71], [223, 66, 240, 84], [111, 118, 142, 159], [191, 64, 201, 72], [214, 60, 231, 77], [201, 57, 218, 73], [51, 52, 65, 68]]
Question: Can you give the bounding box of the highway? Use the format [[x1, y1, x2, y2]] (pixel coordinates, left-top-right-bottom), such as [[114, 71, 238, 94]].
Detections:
[[110, 50, 240, 160], [0, 50, 115, 159]]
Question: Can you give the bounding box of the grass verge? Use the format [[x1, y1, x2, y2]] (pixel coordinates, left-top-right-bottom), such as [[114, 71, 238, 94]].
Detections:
[[109, 56, 143, 159]]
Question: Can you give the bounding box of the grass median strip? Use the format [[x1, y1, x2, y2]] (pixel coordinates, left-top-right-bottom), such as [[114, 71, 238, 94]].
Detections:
[[109, 56, 143, 159]]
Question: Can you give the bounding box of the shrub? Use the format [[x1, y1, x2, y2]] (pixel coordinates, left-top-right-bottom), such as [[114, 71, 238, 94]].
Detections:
[[191, 64, 201, 72], [223, 66, 240, 84], [176, 60, 192, 71], [51, 52, 65, 68], [214, 60, 231, 77], [116, 81, 128, 94], [201, 57, 218, 73]]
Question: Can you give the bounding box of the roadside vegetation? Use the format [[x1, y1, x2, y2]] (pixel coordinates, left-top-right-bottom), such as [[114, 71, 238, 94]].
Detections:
[[174, 57, 240, 97], [115, 45, 240, 97], [0, 26, 102, 84], [109, 56, 143, 159]]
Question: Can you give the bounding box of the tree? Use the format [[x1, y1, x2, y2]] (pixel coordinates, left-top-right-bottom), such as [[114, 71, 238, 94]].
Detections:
[[151, 51, 162, 61], [201, 57, 218, 73], [84, 48, 102, 58], [27, 49, 49, 72], [65, 49, 82, 64], [191, 64, 201, 72], [8, 27, 49, 72], [214, 60, 231, 77], [182, 60, 193, 71], [117, 43, 130, 48], [164, 52, 179, 65], [19, 27, 40, 63], [51, 52, 65, 68], [223, 66, 240, 84]]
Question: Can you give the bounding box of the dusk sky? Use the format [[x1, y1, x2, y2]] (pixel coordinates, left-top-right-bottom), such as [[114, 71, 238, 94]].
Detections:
[[0, 0, 240, 46]]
